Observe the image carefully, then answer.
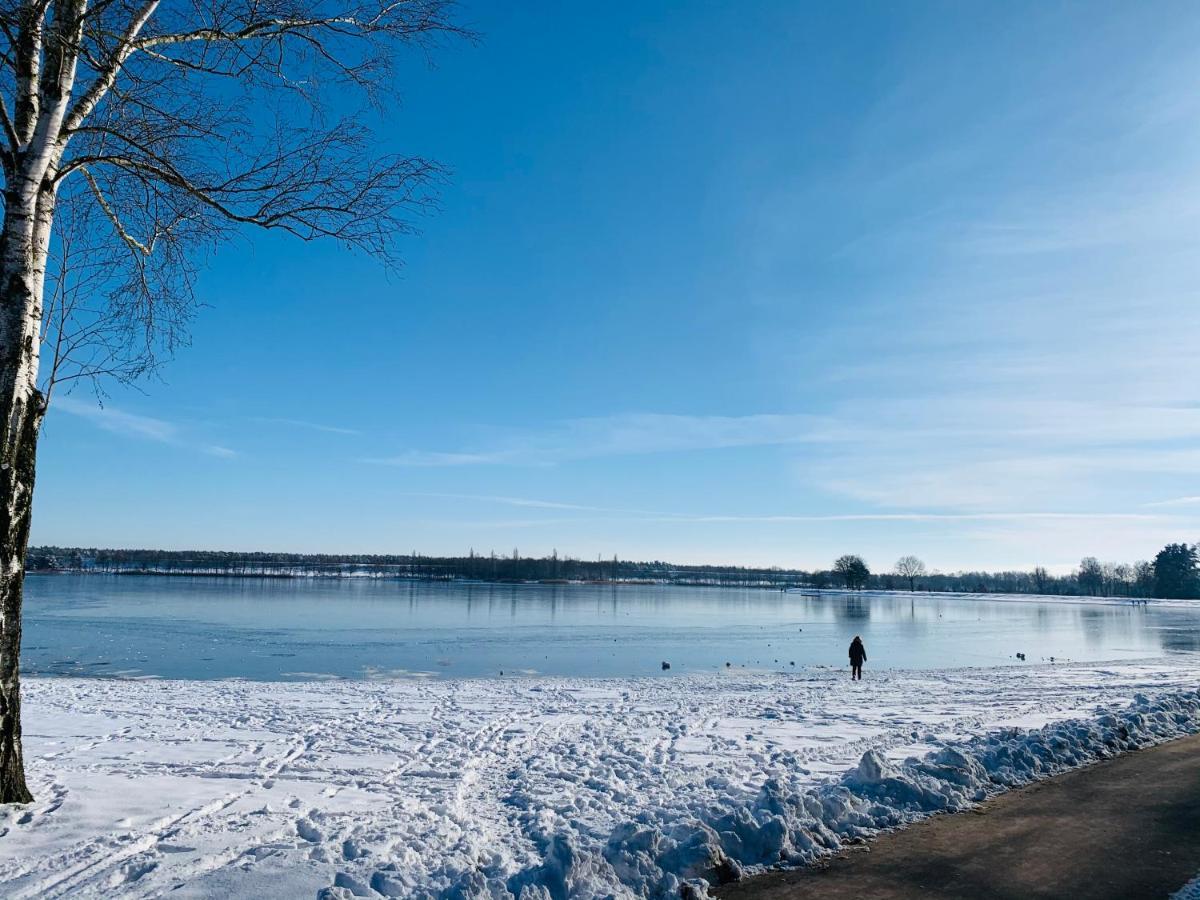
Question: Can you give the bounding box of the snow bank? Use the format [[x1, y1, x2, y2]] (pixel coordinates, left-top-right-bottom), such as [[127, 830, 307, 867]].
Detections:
[[549, 688, 1200, 899], [2, 660, 1199, 899], [1175, 873, 1200, 900]]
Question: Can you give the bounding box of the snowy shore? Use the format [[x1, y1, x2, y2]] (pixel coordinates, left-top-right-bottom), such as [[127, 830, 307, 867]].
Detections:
[[2, 660, 1200, 898]]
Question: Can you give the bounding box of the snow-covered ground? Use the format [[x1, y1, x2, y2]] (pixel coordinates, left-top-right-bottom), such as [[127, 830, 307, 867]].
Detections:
[[2, 660, 1200, 899]]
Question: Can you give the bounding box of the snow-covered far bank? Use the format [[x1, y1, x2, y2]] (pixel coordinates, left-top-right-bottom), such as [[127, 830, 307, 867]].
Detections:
[[2, 661, 1200, 899], [791, 587, 1200, 609]]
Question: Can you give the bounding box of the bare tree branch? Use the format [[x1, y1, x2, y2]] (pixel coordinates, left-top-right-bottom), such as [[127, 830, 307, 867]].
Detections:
[[77, 164, 150, 254], [60, 0, 160, 136]]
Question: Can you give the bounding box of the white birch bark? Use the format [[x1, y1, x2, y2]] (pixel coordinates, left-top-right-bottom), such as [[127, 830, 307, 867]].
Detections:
[[0, 0, 75, 803]]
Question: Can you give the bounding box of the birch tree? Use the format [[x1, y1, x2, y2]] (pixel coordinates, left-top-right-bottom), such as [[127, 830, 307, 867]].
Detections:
[[0, 0, 463, 803]]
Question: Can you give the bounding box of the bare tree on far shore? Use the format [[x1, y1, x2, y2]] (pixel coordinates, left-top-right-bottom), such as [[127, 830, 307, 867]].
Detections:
[[893, 555, 926, 592], [1033, 565, 1049, 593], [0, 0, 467, 804]]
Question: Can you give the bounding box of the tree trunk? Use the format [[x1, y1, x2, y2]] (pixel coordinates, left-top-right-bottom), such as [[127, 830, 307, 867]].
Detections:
[[0, 378, 41, 804], [0, 184, 53, 805]]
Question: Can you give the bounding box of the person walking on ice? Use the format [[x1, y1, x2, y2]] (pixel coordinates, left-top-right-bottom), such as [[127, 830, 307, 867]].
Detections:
[[849, 635, 867, 680]]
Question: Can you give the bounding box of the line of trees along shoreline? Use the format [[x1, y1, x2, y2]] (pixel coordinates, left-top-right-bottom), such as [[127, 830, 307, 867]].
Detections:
[[25, 543, 1200, 600]]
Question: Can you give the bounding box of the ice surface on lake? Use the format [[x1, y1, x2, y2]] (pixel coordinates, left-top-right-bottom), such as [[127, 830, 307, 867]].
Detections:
[[21, 575, 1200, 679], [2, 659, 1200, 898]]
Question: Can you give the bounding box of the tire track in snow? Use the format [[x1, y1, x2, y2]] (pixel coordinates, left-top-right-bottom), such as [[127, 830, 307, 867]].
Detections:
[[10, 723, 321, 899]]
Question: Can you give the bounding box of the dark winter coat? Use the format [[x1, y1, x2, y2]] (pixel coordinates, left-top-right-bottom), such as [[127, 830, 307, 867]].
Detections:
[[849, 639, 867, 666]]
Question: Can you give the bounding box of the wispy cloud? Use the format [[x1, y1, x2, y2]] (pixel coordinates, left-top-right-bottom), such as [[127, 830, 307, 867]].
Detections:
[[403, 492, 614, 511], [401, 492, 671, 516], [404, 492, 1173, 526], [363, 413, 856, 467], [367, 395, 1200, 473], [54, 396, 236, 458], [363, 450, 522, 467], [365, 402, 1200, 524], [950, 180, 1200, 257], [664, 512, 1166, 524], [1144, 496, 1200, 508], [814, 443, 1200, 513], [251, 417, 361, 436]]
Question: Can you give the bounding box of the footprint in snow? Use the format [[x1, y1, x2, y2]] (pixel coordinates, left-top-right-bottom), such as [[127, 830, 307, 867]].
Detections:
[[296, 818, 323, 842], [371, 869, 406, 895], [332, 871, 374, 896], [109, 856, 158, 886]]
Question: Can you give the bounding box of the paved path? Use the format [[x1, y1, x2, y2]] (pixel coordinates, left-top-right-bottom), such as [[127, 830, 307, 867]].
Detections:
[[719, 732, 1200, 900]]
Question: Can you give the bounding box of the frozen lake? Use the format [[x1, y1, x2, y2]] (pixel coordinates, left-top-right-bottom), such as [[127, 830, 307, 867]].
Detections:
[[20, 574, 1200, 680]]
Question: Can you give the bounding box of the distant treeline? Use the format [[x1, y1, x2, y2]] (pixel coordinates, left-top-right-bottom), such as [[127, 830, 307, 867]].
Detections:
[[25, 547, 807, 587], [23, 544, 1200, 598]]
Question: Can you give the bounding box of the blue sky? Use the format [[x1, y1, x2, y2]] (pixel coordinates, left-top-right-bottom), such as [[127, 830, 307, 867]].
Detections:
[[31, 1, 1200, 573]]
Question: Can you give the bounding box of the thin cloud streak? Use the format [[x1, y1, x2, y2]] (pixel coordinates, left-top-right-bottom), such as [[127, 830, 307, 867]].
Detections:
[[401, 492, 623, 512], [401, 492, 1176, 526], [54, 396, 236, 458], [366, 400, 1200, 472], [251, 417, 361, 436], [362, 450, 523, 467], [401, 492, 695, 517], [364, 412, 876, 468], [673, 512, 1168, 523], [1144, 496, 1200, 508]]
